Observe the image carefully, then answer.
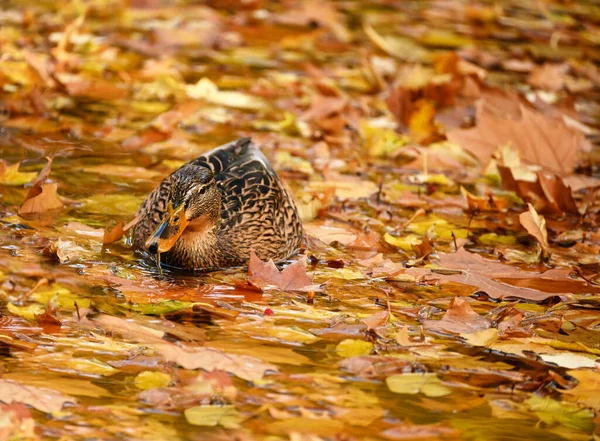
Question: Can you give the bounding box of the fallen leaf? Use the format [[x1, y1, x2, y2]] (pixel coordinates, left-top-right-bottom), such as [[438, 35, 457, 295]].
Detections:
[[184, 404, 242, 428], [448, 105, 589, 175], [247, 251, 314, 291], [381, 422, 461, 440], [362, 310, 389, 331], [18, 182, 63, 215], [335, 339, 373, 357], [0, 379, 76, 414], [528, 63, 569, 91], [154, 343, 276, 383], [386, 373, 452, 397], [498, 166, 579, 214], [519, 203, 550, 253], [412, 233, 434, 259], [423, 297, 490, 334], [103, 216, 139, 245], [18, 157, 63, 215], [0, 160, 37, 185], [562, 370, 600, 410]]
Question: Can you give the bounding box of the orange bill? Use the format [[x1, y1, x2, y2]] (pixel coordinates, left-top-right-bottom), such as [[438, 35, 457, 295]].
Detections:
[[144, 203, 189, 254]]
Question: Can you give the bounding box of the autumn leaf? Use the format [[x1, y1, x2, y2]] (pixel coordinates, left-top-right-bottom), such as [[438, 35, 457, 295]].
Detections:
[[18, 182, 63, 215], [0, 160, 37, 185], [103, 216, 139, 245], [423, 297, 490, 334], [448, 104, 589, 175], [519, 203, 550, 253], [0, 379, 76, 414], [18, 157, 63, 215], [247, 251, 315, 291], [154, 344, 276, 383]]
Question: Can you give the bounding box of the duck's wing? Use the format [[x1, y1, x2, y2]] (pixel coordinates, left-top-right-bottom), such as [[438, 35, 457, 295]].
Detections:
[[189, 138, 302, 254], [189, 137, 282, 224]]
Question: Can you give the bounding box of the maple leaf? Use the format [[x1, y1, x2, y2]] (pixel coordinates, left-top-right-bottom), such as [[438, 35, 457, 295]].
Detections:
[[434, 248, 572, 302], [498, 166, 579, 214], [0, 379, 76, 414], [447, 104, 589, 175], [247, 251, 314, 291], [423, 297, 490, 334], [519, 203, 550, 253]]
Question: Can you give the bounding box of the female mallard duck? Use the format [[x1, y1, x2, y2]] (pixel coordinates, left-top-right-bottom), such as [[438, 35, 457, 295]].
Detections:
[[132, 137, 303, 271]]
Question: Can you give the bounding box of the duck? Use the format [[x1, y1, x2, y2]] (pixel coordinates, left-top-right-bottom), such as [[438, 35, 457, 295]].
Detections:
[[132, 137, 303, 271]]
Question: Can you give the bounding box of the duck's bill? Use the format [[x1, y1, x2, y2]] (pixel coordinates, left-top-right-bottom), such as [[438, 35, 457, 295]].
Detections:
[[144, 204, 189, 254]]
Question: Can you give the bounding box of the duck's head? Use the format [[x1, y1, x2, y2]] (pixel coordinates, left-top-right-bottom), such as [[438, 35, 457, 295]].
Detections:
[[145, 164, 220, 255]]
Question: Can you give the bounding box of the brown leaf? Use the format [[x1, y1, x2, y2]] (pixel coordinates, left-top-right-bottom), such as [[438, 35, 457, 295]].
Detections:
[[528, 63, 569, 91], [103, 216, 139, 245], [362, 310, 389, 331], [247, 251, 314, 291], [154, 343, 276, 382], [381, 422, 461, 440], [18, 157, 63, 215], [0, 379, 76, 414], [498, 166, 579, 214], [519, 203, 550, 253], [448, 105, 589, 175], [18, 182, 63, 215], [63, 77, 128, 101], [412, 233, 434, 259], [423, 297, 490, 334], [461, 187, 509, 212], [435, 249, 569, 302]]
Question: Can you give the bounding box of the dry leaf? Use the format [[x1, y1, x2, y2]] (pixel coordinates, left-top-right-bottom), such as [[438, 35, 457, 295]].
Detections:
[[19, 183, 63, 215], [519, 203, 550, 253], [448, 105, 589, 175], [247, 251, 314, 291], [362, 310, 389, 331], [154, 343, 276, 383], [0, 379, 76, 414], [103, 216, 139, 245], [423, 297, 490, 334]]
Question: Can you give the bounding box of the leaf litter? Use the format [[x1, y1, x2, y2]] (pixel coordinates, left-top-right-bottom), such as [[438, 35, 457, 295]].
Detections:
[[1, 0, 600, 440]]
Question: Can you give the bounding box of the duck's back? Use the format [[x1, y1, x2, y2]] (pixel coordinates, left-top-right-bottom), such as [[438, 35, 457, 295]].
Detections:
[[191, 138, 303, 265]]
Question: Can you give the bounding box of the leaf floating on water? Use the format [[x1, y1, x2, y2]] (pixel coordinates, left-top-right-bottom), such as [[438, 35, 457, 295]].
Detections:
[[423, 297, 490, 334], [134, 371, 172, 390], [335, 339, 373, 358], [0, 379, 77, 415], [0, 160, 37, 185], [247, 251, 316, 291], [386, 373, 452, 397], [154, 343, 277, 382], [184, 405, 242, 428]]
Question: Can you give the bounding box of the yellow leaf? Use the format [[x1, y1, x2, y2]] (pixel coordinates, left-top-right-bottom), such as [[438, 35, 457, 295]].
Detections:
[[0, 161, 37, 186], [134, 371, 172, 390], [335, 339, 373, 358], [463, 328, 499, 347], [184, 405, 241, 428], [7, 303, 45, 321], [386, 373, 452, 397]]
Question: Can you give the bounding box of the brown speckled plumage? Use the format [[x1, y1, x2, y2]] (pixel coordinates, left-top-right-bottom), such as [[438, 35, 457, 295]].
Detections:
[[132, 138, 303, 271]]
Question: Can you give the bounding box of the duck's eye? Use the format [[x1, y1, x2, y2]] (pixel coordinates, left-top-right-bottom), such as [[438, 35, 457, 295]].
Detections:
[[199, 186, 207, 195]]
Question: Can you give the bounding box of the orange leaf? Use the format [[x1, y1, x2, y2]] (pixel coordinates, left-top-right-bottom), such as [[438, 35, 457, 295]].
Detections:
[[18, 183, 63, 215], [247, 251, 314, 291], [519, 203, 550, 252]]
